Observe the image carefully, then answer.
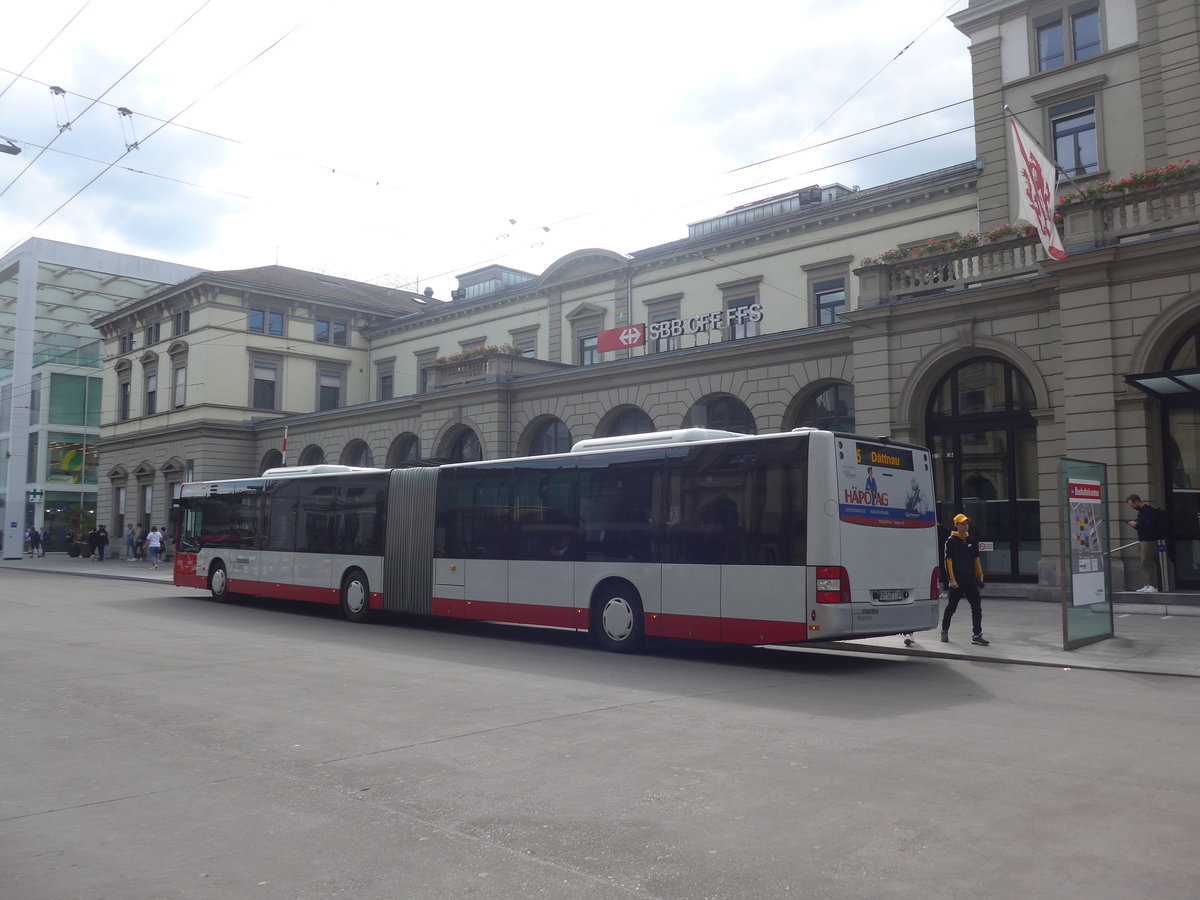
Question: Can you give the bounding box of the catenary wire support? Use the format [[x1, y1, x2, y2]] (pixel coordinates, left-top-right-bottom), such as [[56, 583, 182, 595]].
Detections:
[[49, 85, 72, 132], [117, 107, 140, 151]]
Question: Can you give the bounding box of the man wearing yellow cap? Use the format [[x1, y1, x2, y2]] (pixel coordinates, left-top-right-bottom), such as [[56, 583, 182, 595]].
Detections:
[[941, 513, 989, 646]]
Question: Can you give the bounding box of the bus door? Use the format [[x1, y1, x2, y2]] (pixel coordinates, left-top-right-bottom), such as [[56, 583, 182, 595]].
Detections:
[[199, 481, 267, 591], [433, 463, 512, 619], [445, 504, 509, 618], [261, 480, 297, 589]]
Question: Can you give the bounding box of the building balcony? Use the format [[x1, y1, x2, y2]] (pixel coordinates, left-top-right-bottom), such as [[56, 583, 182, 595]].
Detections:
[[426, 352, 568, 390], [856, 173, 1200, 306]]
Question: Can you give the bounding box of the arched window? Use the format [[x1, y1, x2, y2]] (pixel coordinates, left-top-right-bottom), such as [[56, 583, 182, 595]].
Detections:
[[926, 358, 1038, 581], [446, 428, 482, 462], [386, 433, 420, 467], [692, 396, 757, 434], [528, 418, 571, 455], [298, 444, 325, 466], [340, 439, 373, 467], [797, 383, 855, 432], [603, 407, 654, 436], [260, 449, 283, 472]]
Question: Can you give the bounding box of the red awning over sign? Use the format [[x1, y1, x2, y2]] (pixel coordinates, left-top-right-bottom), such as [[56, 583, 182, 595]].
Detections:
[[597, 324, 645, 353]]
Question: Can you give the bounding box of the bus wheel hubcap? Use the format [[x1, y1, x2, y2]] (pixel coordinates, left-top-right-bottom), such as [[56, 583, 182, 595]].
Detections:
[[345, 580, 365, 613], [602, 598, 633, 642]]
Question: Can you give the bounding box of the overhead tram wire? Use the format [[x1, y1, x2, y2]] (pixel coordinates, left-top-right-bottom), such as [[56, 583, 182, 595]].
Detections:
[[0, 1, 975, 258], [1, 19, 1192, 275], [2, 46, 1191, 304], [0, 1, 213, 207], [730, 0, 968, 180], [0, 0, 93, 106], [3, 25, 1194, 301], [1, 21, 303, 259], [0, 67, 413, 201]]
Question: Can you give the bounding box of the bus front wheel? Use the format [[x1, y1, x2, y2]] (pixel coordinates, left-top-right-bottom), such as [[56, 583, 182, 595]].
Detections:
[[594, 584, 645, 652], [209, 561, 233, 602], [341, 569, 370, 623]]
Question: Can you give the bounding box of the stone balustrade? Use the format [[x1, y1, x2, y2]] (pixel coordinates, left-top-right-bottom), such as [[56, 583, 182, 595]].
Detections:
[[857, 175, 1200, 307], [426, 352, 567, 390]]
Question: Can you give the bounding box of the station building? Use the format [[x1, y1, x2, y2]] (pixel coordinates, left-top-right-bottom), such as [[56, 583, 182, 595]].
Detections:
[[77, 0, 1200, 595]]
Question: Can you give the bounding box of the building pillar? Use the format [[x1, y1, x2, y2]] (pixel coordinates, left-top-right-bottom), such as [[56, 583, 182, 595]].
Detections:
[[3, 252, 36, 558]]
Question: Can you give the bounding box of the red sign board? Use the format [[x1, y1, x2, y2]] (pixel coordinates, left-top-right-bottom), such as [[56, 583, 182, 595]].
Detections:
[[597, 324, 645, 352]]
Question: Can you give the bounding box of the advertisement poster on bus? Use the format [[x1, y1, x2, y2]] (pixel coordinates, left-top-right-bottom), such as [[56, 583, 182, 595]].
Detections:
[[837, 441, 935, 528], [1067, 477, 1105, 606]]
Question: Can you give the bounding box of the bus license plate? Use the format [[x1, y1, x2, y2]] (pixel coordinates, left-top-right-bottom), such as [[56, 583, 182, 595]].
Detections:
[[872, 589, 908, 602]]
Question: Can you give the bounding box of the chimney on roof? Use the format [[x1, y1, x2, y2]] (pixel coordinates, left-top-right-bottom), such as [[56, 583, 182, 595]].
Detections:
[[423, 287, 434, 299]]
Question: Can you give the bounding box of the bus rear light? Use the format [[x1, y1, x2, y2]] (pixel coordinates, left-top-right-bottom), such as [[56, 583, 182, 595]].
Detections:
[[816, 566, 851, 603], [930, 567, 941, 601]]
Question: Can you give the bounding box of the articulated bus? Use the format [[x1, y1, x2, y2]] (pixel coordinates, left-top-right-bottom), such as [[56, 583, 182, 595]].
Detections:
[[173, 428, 941, 651]]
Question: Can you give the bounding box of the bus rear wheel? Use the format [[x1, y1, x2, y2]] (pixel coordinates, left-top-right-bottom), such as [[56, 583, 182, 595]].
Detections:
[[594, 584, 645, 652], [341, 569, 370, 623], [209, 561, 233, 602]]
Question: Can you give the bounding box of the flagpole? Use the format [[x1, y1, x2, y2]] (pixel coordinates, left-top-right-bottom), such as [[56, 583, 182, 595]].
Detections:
[[1003, 104, 1088, 196]]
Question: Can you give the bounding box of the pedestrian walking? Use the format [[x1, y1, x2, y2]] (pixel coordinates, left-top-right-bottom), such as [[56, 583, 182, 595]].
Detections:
[[27, 527, 41, 558], [941, 513, 989, 646], [124, 524, 136, 561], [135, 524, 146, 560], [94, 525, 109, 561], [39, 527, 48, 556], [146, 526, 163, 569], [1125, 494, 1162, 592]]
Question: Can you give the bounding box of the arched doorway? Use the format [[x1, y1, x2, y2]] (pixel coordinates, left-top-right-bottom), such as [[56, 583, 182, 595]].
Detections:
[[298, 444, 325, 466], [444, 427, 482, 462], [260, 449, 283, 472], [340, 439, 373, 467], [1142, 326, 1200, 588], [689, 395, 757, 434], [386, 433, 420, 467], [526, 418, 571, 455], [926, 358, 1039, 581], [793, 383, 855, 432], [601, 406, 654, 437]]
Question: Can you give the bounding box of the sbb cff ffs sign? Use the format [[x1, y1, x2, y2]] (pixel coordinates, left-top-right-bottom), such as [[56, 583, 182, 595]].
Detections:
[[649, 304, 764, 341], [596, 304, 766, 354]]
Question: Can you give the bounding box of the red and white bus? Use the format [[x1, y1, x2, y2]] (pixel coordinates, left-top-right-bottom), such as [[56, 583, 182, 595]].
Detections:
[[173, 428, 941, 650]]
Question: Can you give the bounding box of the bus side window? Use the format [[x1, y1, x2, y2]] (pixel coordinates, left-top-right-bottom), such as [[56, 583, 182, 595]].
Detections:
[[578, 456, 662, 563], [511, 461, 578, 561], [265, 481, 297, 552]]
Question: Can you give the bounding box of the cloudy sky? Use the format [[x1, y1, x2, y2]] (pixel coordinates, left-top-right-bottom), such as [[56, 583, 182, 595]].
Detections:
[[0, 0, 975, 298]]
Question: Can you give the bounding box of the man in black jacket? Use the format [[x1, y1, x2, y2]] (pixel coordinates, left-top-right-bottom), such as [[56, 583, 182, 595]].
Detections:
[[1125, 494, 1161, 592], [941, 513, 989, 646]]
